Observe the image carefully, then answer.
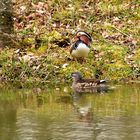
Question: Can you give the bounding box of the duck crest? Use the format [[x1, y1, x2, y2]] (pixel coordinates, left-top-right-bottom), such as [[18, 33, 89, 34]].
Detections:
[[78, 35, 91, 46], [76, 31, 92, 43], [75, 31, 92, 47]]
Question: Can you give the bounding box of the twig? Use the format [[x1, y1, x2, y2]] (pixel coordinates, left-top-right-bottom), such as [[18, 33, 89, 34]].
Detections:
[[111, 26, 129, 37]]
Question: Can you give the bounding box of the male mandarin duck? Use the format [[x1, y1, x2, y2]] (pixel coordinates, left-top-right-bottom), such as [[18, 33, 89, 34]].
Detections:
[[70, 31, 92, 60], [71, 72, 108, 92]]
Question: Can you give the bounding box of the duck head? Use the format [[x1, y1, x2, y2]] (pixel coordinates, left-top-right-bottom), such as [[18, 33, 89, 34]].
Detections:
[[71, 72, 83, 82], [76, 31, 92, 46]]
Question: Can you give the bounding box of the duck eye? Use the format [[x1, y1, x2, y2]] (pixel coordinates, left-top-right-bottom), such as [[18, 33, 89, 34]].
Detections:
[[71, 73, 75, 76], [73, 74, 76, 77]]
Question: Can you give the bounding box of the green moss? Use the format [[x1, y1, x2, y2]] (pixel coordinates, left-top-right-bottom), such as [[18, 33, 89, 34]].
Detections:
[[0, 0, 139, 86], [37, 45, 48, 53]]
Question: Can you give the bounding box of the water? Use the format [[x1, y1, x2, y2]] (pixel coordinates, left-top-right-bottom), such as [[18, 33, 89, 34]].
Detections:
[[0, 83, 140, 140]]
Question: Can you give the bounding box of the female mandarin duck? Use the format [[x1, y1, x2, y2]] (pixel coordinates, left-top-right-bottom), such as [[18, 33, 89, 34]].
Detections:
[[71, 72, 108, 92], [70, 31, 92, 60]]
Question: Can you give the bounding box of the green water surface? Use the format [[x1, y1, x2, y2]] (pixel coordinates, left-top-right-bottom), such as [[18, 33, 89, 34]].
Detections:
[[0, 83, 140, 140]]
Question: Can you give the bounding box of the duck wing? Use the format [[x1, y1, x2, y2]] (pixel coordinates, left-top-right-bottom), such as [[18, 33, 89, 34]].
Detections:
[[80, 79, 107, 85]]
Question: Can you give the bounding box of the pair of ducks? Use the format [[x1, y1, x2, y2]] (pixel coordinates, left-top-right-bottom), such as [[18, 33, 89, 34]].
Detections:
[[70, 31, 108, 91]]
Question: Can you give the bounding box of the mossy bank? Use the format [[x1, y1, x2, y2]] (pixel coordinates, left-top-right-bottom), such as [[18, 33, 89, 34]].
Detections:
[[0, 0, 139, 87]]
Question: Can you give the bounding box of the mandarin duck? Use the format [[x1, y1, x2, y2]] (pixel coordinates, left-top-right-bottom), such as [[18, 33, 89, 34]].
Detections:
[[70, 31, 92, 60], [71, 72, 108, 93]]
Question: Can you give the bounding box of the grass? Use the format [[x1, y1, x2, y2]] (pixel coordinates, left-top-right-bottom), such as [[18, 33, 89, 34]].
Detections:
[[0, 0, 140, 87]]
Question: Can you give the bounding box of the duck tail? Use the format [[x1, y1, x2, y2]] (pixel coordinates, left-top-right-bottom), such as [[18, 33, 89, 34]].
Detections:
[[99, 80, 107, 83]]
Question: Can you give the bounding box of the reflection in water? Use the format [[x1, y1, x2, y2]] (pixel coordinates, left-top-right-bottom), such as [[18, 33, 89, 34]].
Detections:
[[70, 84, 112, 123], [0, 84, 140, 140], [71, 92, 93, 123], [73, 85, 110, 93], [37, 95, 44, 107]]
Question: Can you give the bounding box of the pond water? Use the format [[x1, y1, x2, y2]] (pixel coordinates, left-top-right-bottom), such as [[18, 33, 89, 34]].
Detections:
[[0, 83, 140, 140]]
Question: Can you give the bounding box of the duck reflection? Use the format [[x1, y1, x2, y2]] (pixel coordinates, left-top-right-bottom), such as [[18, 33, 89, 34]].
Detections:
[[36, 95, 44, 107], [73, 85, 109, 93], [71, 92, 93, 123]]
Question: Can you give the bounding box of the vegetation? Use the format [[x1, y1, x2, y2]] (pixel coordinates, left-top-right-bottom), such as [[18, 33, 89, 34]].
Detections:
[[0, 0, 140, 87]]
